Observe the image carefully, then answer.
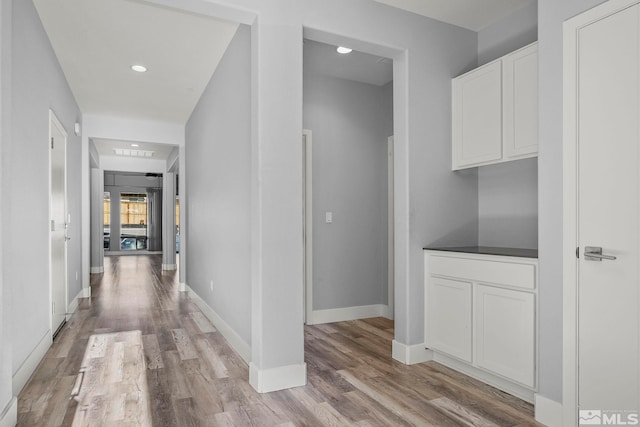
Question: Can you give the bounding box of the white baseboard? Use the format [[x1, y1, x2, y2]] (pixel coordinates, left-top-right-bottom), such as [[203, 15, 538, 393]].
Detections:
[[307, 304, 390, 325], [67, 288, 85, 317], [0, 397, 17, 427], [535, 394, 562, 427], [178, 282, 187, 292], [392, 340, 433, 365], [162, 263, 176, 271], [249, 362, 306, 393], [432, 352, 534, 403], [90, 266, 104, 274], [12, 331, 51, 395], [184, 285, 251, 363], [68, 287, 91, 319]]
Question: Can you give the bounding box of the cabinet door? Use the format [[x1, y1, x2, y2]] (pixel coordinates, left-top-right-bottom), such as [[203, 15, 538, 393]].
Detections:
[[452, 61, 503, 170], [503, 43, 538, 160], [475, 284, 535, 387], [426, 277, 472, 362]]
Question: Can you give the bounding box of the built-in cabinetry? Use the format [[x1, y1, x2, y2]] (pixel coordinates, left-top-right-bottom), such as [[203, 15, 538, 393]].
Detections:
[[424, 249, 538, 401], [452, 42, 538, 170]]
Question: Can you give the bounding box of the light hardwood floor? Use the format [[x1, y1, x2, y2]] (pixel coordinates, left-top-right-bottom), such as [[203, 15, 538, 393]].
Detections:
[[17, 255, 541, 426]]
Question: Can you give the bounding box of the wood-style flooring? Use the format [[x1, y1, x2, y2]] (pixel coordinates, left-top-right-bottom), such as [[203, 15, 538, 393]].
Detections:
[[17, 255, 541, 426]]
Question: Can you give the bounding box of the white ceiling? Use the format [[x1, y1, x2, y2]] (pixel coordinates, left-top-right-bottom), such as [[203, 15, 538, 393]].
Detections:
[[32, 0, 238, 124], [31, 0, 534, 127], [373, 0, 535, 31], [304, 40, 393, 87]]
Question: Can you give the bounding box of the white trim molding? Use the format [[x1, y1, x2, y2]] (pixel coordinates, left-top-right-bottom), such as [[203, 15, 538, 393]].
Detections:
[[0, 397, 17, 427], [90, 266, 104, 274], [534, 394, 562, 427], [161, 263, 176, 271], [67, 288, 86, 317], [184, 285, 251, 363], [12, 331, 51, 395], [249, 362, 307, 393], [303, 129, 313, 324], [178, 282, 187, 292], [392, 340, 433, 365], [81, 286, 91, 298], [432, 351, 534, 403], [307, 304, 390, 325]]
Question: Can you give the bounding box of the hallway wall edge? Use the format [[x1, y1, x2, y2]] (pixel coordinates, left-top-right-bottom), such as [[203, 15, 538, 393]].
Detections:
[[184, 284, 251, 363], [0, 397, 16, 427]]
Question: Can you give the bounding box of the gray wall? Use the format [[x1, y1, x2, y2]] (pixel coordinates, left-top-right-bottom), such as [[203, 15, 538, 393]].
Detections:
[[0, 0, 11, 416], [185, 24, 251, 345], [104, 172, 163, 188], [478, 1, 539, 66], [476, 2, 538, 249], [538, 0, 606, 404], [303, 72, 392, 311], [6, 0, 82, 378], [477, 159, 538, 248]]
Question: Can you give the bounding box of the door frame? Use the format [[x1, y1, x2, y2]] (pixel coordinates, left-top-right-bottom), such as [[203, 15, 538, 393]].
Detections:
[[387, 136, 394, 319], [49, 109, 68, 339], [302, 131, 396, 324], [303, 129, 313, 323], [562, 1, 638, 424]]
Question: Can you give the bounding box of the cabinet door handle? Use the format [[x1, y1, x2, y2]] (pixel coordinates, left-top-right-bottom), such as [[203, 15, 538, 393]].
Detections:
[[584, 246, 617, 261]]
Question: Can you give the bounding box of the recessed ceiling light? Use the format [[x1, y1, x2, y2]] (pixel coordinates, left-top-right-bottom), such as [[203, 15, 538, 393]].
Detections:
[[131, 143, 139, 147], [131, 64, 147, 73], [337, 46, 353, 54]]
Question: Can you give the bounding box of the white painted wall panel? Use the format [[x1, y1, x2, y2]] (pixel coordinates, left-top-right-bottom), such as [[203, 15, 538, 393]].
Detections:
[[538, 0, 607, 403], [185, 25, 252, 346], [8, 0, 82, 379], [0, 0, 12, 416]]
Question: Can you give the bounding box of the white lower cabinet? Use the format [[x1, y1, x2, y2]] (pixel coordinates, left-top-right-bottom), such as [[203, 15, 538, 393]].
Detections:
[[424, 250, 538, 399], [426, 277, 472, 363], [475, 284, 535, 387]]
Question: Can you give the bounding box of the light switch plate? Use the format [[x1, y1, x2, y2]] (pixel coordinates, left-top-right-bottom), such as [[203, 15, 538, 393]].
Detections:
[[325, 212, 333, 223]]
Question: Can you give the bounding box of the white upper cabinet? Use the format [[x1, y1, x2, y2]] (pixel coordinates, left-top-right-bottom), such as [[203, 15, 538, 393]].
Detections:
[[503, 44, 539, 160], [452, 42, 538, 170], [452, 61, 503, 168]]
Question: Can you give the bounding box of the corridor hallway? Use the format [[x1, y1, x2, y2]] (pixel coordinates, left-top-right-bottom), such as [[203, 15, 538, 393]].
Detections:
[[17, 255, 540, 426]]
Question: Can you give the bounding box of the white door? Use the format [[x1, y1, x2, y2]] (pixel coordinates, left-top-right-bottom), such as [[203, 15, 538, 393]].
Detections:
[[569, 2, 640, 415], [50, 111, 68, 336]]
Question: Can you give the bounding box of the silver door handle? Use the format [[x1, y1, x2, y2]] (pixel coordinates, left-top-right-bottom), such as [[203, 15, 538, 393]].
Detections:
[[584, 246, 617, 261]]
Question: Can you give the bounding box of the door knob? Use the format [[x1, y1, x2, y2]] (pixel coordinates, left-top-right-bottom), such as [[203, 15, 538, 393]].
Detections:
[[584, 246, 617, 261]]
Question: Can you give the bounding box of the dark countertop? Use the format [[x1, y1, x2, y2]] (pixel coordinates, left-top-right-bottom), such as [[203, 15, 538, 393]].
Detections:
[[423, 246, 538, 259]]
